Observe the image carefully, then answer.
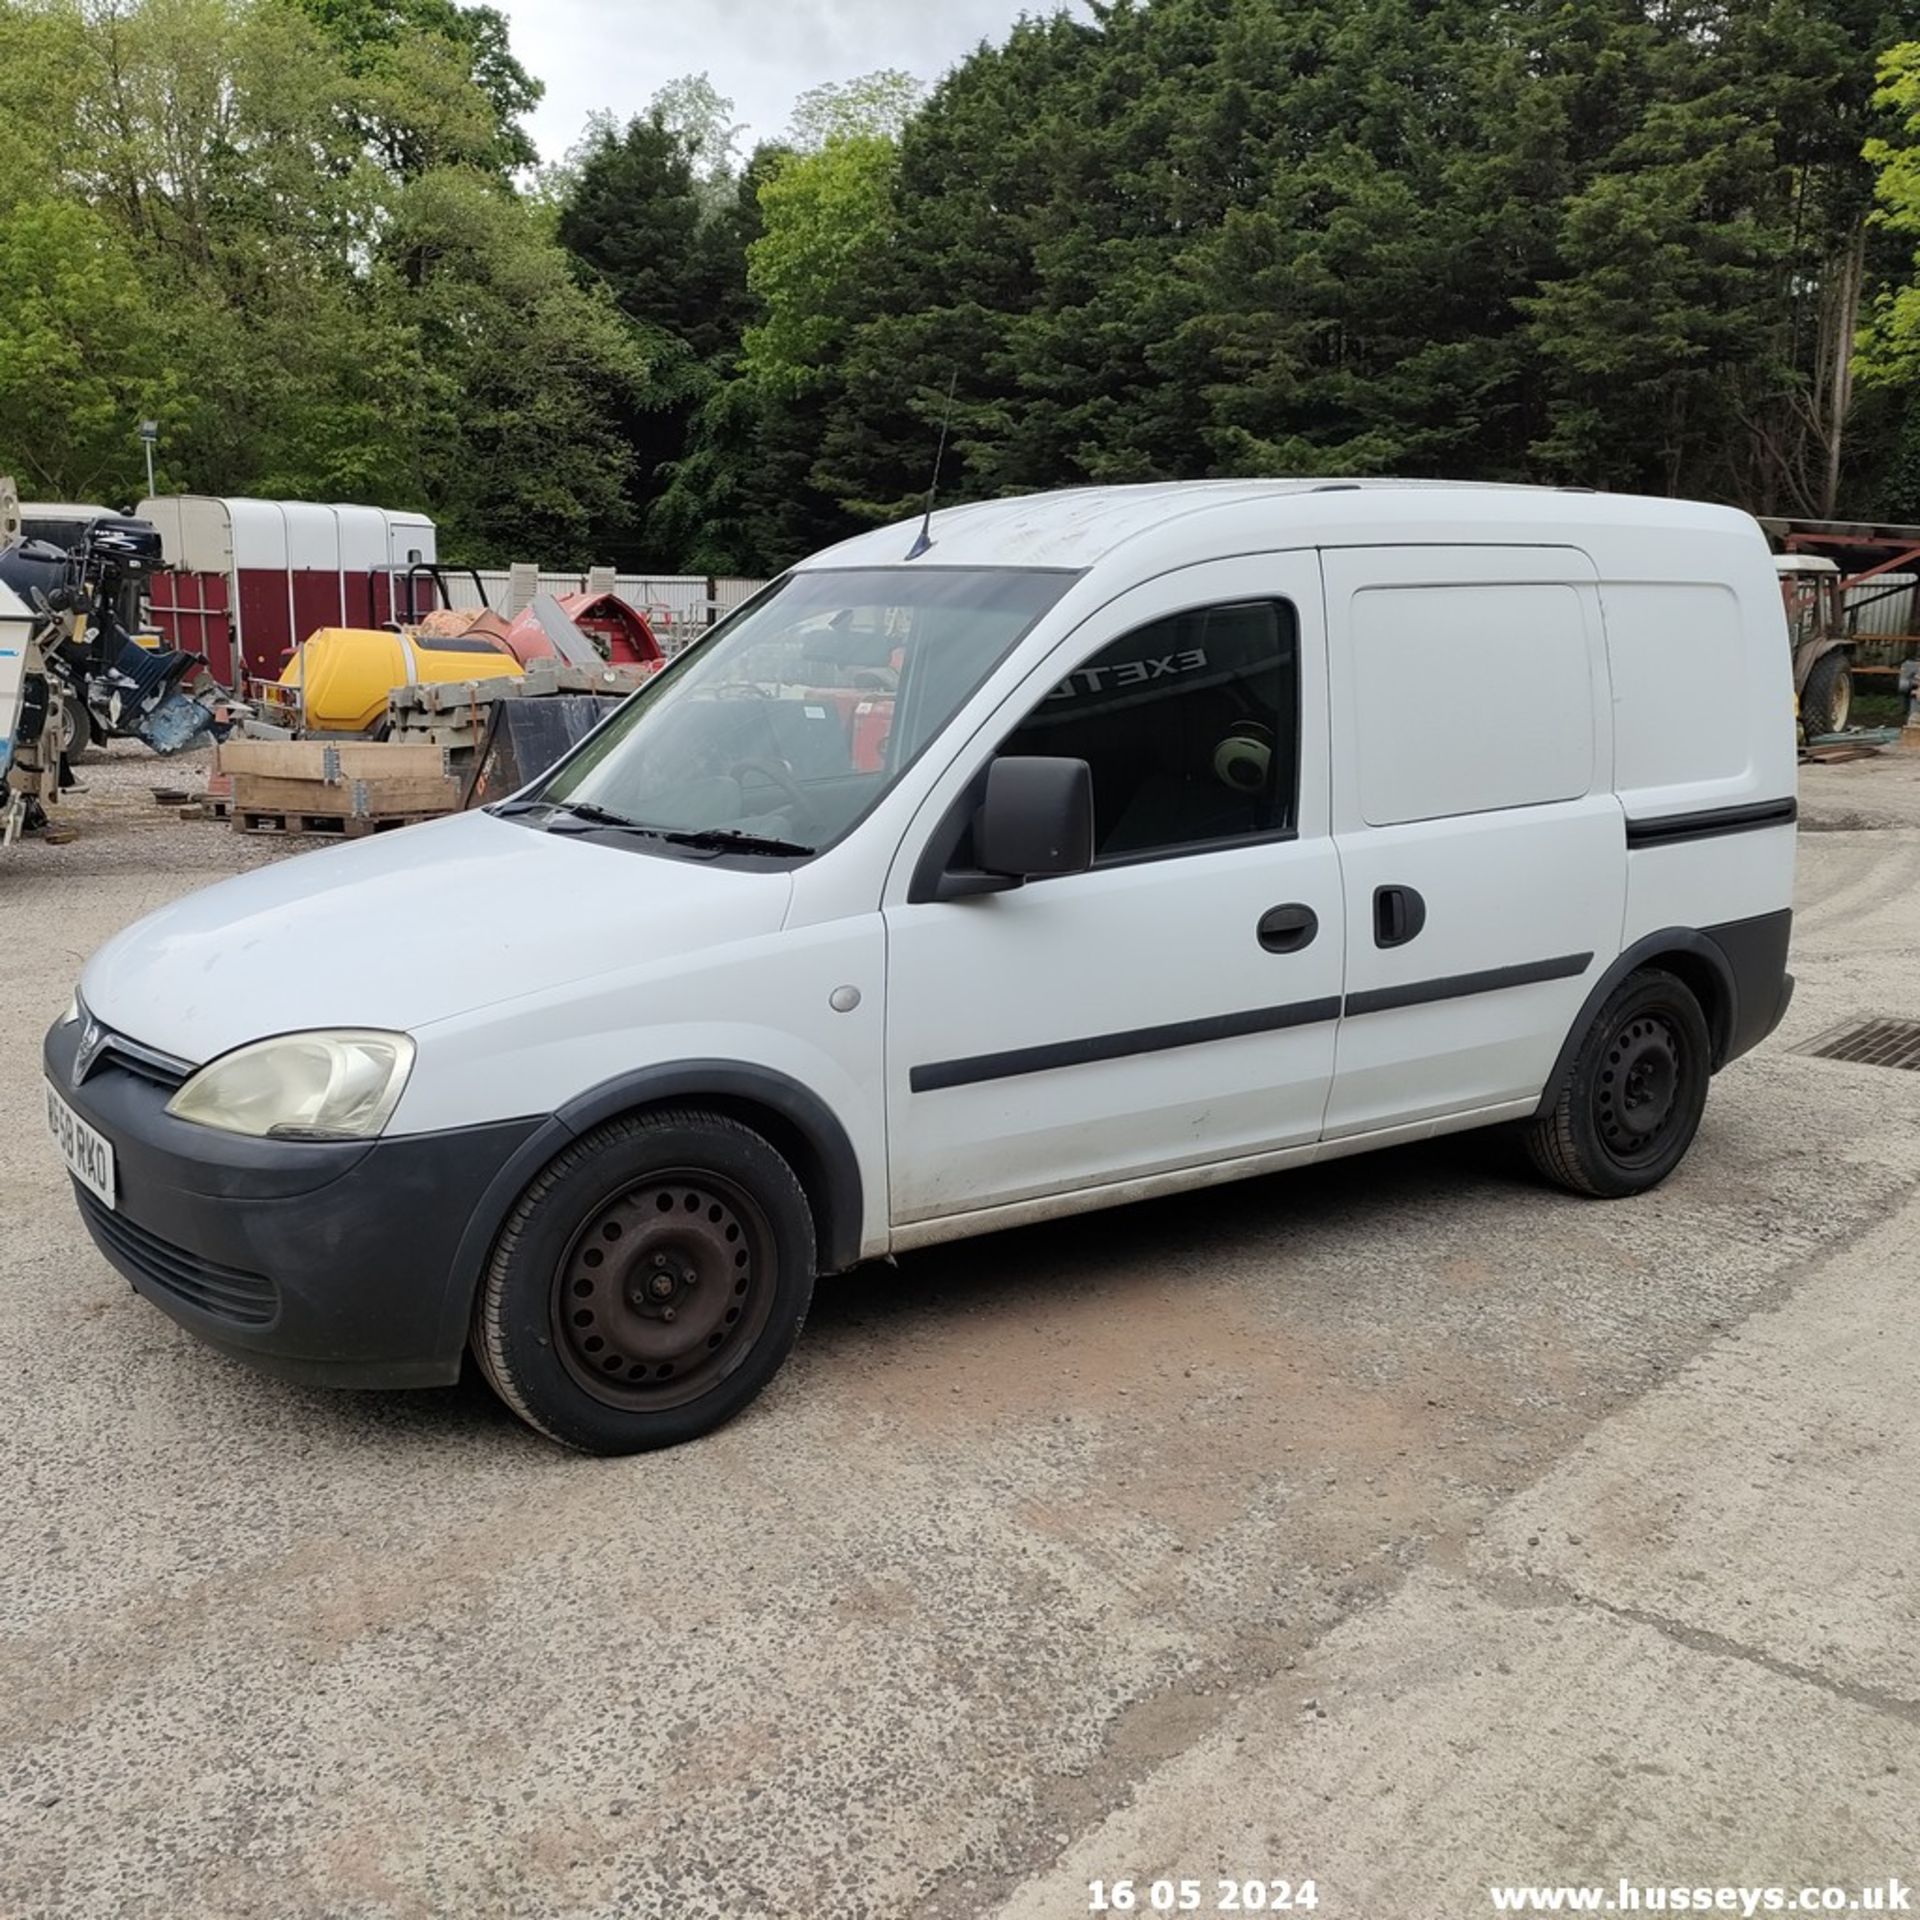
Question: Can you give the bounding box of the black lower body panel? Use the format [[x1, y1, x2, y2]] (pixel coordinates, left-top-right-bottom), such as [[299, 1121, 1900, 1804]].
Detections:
[[46, 1017, 545, 1388], [1705, 907, 1794, 1064]]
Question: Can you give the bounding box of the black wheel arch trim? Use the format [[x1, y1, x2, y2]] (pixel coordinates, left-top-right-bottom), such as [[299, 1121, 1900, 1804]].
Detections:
[[1530, 911, 1793, 1120], [440, 1062, 867, 1346]]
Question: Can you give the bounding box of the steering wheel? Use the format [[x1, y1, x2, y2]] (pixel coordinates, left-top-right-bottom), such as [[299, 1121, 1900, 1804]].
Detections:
[[731, 759, 818, 833]]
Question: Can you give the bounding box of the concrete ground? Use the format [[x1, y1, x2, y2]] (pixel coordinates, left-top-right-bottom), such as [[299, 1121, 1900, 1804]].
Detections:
[[2, 744, 1918, 1920]]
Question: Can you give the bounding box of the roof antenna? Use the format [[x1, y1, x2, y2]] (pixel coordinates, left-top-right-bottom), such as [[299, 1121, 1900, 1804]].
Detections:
[[905, 370, 958, 560]]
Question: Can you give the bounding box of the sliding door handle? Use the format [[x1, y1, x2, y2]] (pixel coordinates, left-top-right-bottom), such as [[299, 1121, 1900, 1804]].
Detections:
[[1373, 884, 1427, 949], [1256, 903, 1319, 954]]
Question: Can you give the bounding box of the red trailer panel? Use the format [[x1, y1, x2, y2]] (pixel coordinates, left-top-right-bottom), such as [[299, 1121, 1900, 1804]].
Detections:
[[237, 569, 293, 677], [292, 571, 342, 651], [147, 570, 236, 684]]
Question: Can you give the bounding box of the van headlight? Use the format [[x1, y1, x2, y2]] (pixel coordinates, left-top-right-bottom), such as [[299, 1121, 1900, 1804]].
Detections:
[[166, 1031, 415, 1141]]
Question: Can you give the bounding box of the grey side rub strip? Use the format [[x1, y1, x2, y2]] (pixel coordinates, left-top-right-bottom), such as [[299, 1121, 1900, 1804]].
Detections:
[[909, 996, 1344, 1094], [910, 952, 1595, 1092], [1625, 796, 1797, 848], [1341, 951, 1593, 1018]]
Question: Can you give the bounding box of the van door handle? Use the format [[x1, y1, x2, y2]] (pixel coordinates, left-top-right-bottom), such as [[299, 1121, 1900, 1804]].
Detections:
[[1373, 884, 1427, 949], [1256, 903, 1319, 954]]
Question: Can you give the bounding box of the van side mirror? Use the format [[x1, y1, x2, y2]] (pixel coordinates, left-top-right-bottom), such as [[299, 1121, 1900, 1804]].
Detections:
[[921, 755, 1096, 902], [975, 755, 1093, 878]]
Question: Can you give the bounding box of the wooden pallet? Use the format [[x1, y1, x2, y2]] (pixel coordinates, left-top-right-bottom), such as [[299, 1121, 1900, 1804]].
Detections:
[[236, 809, 439, 839], [217, 738, 451, 783]]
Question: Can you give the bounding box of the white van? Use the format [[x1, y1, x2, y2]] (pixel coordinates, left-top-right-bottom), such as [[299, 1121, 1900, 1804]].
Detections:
[[45, 482, 1797, 1453]]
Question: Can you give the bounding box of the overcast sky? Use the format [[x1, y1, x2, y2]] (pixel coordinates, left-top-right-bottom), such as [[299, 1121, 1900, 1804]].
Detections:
[[497, 0, 1085, 163]]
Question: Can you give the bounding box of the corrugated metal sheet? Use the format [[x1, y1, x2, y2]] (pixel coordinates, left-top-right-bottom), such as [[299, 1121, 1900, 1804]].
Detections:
[[1844, 572, 1917, 637]]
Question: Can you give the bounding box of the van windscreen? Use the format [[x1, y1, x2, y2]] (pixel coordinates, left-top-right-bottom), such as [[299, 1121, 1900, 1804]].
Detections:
[[524, 567, 1077, 857]]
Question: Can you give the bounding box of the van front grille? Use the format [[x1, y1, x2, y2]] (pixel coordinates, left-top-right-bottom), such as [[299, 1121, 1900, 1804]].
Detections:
[[77, 1192, 279, 1328]]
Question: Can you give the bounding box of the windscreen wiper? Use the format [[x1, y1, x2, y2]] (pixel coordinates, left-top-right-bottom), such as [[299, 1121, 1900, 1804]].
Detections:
[[540, 800, 663, 834], [500, 800, 811, 855], [657, 827, 816, 857]]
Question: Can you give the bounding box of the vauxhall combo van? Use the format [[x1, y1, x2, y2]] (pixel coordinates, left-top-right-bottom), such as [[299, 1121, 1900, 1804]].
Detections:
[[46, 482, 1797, 1453]]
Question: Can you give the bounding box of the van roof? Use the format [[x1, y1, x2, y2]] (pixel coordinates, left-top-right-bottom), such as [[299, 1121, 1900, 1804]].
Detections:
[[796, 479, 1759, 574]]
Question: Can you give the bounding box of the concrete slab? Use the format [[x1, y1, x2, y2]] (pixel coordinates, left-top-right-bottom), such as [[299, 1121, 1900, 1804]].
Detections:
[[1475, 1200, 1920, 1702], [6, 745, 1920, 1919], [992, 1571, 1919, 1920]]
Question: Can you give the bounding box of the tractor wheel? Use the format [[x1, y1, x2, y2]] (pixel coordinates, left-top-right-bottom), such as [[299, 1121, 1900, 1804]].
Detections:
[[1801, 649, 1853, 737]]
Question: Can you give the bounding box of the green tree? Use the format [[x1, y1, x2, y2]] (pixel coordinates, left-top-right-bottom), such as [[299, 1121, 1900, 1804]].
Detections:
[[648, 71, 744, 205], [646, 143, 845, 573], [788, 69, 922, 148], [742, 134, 901, 395], [811, 12, 1096, 525], [554, 105, 781, 563], [378, 167, 667, 562], [557, 114, 718, 347], [1860, 41, 1920, 373], [0, 197, 178, 498], [291, 0, 542, 174], [1522, 0, 1918, 511], [0, 0, 89, 216]]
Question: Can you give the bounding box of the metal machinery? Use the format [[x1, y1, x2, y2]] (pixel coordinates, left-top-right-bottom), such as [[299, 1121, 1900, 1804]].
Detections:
[[0, 487, 234, 844], [1759, 516, 1920, 735]]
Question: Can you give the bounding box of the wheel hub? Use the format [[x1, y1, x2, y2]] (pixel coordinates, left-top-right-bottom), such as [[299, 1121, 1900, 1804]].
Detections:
[[1597, 1015, 1682, 1153], [551, 1173, 772, 1408]]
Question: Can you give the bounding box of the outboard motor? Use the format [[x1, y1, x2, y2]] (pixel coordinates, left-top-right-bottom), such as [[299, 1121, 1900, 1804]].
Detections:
[[2, 513, 231, 756]]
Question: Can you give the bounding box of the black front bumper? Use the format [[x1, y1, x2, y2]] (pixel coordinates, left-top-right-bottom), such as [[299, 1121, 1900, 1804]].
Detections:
[[46, 1019, 548, 1388]]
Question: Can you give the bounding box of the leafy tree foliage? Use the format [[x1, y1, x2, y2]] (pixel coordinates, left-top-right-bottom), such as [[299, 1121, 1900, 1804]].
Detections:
[[0, 0, 656, 562], [291, 0, 542, 174], [0, 197, 176, 497], [788, 69, 923, 148], [8, 0, 1920, 575]]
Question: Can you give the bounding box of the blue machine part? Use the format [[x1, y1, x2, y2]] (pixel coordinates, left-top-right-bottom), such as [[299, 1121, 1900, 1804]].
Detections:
[[132, 689, 219, 755]]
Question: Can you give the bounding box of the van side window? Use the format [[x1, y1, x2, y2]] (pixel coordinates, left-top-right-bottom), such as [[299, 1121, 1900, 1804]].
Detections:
[[999, 599, 1300, 860], [1349, 581, 1593, 826]]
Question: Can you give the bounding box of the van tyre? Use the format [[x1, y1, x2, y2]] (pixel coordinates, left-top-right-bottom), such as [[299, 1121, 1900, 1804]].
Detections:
[[471, 1109, 815, 1453], [1524, 968, 1711, 1199]]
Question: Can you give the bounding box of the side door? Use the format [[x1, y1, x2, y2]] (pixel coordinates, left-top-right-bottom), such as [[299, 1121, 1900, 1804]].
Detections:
[[1321, 545, 1626, 1139], [882, 554, 1344, 1228]]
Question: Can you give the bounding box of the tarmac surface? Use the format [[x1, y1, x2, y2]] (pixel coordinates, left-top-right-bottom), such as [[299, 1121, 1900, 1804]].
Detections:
[[3, 743, 1918, 1919]]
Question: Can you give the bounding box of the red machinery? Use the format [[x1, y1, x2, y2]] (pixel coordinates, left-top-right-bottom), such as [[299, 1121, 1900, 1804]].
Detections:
[[497, 591, 666, 670], [1760, 516, 1920, 734]]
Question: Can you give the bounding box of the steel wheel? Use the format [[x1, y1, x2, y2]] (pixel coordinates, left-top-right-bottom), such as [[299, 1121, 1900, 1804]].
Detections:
[[552, 1170, 778, 1412], [471, 1108, 816, 1453], [1594, 1012, 1683, 1167], [1524, 967, 1711, 1199]]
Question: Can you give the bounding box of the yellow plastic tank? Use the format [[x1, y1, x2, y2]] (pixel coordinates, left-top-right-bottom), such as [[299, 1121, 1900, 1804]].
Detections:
[[277, 626, 524, 735]]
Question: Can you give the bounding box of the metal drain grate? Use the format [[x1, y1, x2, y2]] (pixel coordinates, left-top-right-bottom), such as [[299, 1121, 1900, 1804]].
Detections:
[[1797, 1017, 1920, 1071]]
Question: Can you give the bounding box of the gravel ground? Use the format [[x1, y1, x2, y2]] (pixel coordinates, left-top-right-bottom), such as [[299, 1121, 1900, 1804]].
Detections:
[[2, 740, 1917, 1918]]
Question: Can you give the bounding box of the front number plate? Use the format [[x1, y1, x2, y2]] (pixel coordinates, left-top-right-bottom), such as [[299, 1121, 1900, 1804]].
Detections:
[[46, 1080, 115, 1208]]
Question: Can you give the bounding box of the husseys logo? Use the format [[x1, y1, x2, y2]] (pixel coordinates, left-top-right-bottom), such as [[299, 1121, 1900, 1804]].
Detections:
[[1045, 646, 1209, 701]]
